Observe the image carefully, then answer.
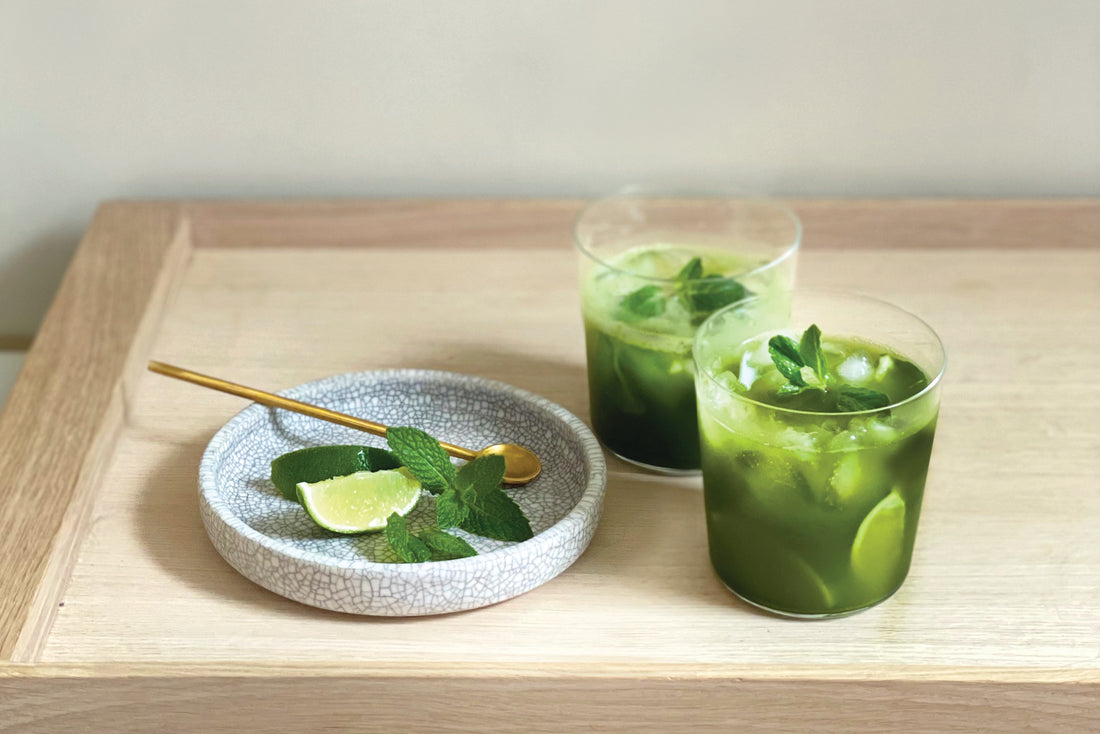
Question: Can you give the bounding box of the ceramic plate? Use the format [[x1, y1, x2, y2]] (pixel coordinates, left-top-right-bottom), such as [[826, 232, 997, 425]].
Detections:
[[198, 369, 606, 616]]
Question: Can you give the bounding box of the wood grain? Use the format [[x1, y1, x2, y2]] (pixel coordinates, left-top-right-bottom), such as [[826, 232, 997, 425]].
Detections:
[[186, 198, 1100, 250], [0, 203, 187, 659], [188, 198, 585, 250], [792, 198, 1100, 249], [29, 246, 1099, 675], [0, 200, 1097, 729], [1, 669, 1097, 733]]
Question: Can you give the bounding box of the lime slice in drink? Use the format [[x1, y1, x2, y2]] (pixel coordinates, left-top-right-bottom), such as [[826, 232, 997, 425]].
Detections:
[[271, 445, 401, 501], [766, 546, 835, 613], [850, 490, 906, 589], [718, 518, 834, 613], [296, 467, 422, 534]]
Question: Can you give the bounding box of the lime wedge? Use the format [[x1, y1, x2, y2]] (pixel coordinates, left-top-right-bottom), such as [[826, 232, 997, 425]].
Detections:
[[851, 490, 906, 589], [715, 519, 834, 613], [271, 445, 401, 501], [764, 545, 835, 613], [296, 467, 422, 534]]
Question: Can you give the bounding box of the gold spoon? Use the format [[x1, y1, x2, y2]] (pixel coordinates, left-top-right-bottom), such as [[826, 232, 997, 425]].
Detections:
[[147, 361, 542, 485]]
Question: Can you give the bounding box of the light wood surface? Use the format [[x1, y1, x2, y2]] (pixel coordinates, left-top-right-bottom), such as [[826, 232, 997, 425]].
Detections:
[[0, 200, 1098, 731], [187, 198, 1100, 250], [0, 353, 27, 408], [0, 204, 188, 659]]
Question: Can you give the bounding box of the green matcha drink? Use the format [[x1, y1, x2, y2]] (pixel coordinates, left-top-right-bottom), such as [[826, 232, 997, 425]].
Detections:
[[575, 191, 800, 472], [693, 291, 945, 617]]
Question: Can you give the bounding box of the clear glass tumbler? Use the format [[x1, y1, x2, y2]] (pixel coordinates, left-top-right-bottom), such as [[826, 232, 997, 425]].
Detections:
[[693, 290, 945, 617], [574, 187, 801, 473]]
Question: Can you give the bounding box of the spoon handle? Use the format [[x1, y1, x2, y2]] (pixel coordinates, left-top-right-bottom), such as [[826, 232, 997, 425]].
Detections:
[[147, 361, 478, 461]]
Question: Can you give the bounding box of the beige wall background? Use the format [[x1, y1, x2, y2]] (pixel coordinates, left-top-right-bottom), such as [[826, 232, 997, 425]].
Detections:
[[2, 0, 1098, 339]]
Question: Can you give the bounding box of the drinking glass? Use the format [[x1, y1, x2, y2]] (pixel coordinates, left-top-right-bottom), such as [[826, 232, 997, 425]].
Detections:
[[574, 187, 800, 472], [693, 290, 945, 616]]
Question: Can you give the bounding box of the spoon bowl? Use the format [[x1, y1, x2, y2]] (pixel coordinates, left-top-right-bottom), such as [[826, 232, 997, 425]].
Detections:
[[477, 443, 542, 484]]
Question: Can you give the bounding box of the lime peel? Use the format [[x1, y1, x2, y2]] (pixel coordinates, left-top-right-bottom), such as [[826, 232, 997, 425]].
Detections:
[[851, 490, 907, 589]]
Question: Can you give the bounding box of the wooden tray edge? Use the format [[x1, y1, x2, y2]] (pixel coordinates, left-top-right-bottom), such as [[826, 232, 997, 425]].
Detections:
[[1, 667, 1097, 732], [0, 202, 191, 661]]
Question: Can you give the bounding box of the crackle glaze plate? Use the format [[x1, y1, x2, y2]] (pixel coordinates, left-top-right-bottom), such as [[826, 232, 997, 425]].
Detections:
[[198, 369, 606, 616]]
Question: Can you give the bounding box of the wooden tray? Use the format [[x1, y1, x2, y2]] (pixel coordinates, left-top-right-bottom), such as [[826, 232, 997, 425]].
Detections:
[[1, 200, 1097, 732]]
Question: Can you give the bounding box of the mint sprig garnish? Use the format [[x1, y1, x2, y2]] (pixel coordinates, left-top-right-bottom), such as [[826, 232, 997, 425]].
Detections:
[[835, 385, 892, 412], [768, 324, 891, 411], [683, 275, 747, 316], [382, 426, 534, 562], [618, 285, 666, 322], [769, 331, 813, 387], [618, 256, 749, 324], [798, 323, 829, 384], [677, 257, 704, 281]]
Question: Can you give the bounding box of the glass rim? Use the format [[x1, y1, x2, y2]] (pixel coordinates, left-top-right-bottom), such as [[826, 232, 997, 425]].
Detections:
[[572, 185, 803, 286], [692, 288, 947, 418]]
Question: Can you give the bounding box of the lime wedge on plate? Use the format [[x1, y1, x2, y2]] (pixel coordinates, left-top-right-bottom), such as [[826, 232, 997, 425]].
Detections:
[[296, 467, 422, 534], [851, 490, 906, 589], [271, 445, 401, 501]]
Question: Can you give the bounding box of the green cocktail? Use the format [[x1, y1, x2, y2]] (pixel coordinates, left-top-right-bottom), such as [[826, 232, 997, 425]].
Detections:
[[575, 191, 800, 472], [693, 291, 945, 616]]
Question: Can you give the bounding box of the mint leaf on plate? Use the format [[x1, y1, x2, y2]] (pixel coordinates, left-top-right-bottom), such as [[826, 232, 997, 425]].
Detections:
[[436, 486, 468, 528], [455, 459, 534, 543], [386, 426, 456, 494], [417, 528, 478, 560], [455, 454, 506, 494], [383, 427, 533, 553], [459, 484, 534, 542], [385, 512, 432, 563]]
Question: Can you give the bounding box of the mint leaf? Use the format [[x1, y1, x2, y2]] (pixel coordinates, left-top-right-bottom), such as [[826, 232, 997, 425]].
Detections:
[[459, 483, 534, 542], [798, 324, 828, 383], [799, 366, 826, 390], [455, 454, 506, 493], [378, 430, 535, 559], [386, 426, 456, 495], [454, 454, 531, 541], [618, 285, 666, 322], [836, 385, 892, 412], [384, 512, 432, 563], [676, 256, 704, 281], [436, 486, 468, 528], [684, 274, 747, 315], [417, 528, 478, 560], [770, 325, 892, 412], [768, 334, 806, 386], [674, 257, 748, 318], [618, 256, 748, 325]]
